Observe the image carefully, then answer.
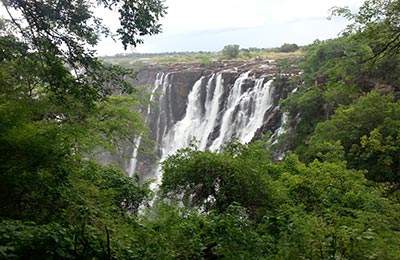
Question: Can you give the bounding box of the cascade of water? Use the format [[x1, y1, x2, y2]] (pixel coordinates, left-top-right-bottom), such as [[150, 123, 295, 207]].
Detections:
[[160, 76, 206, 158], [128, 137, 142, 178], [209, 72, 250, 150], [199, 74, 224, 150], [158, 71, 277, 157], [158, 72, 278, 156], [128, 73, 167, 177], [155, 73, 172, 144], [237, 79, 274, 142], [209, 74, 274, 150], [151, 73, 224, 185], [133, 70, 283, 183], [272, 112, 288, 161], [160, 73, 225, 158], [274, 112, 288, 138]]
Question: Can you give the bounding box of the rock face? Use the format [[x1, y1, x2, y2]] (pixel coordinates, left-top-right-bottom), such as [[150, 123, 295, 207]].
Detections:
[[128, 60, 296, 180]]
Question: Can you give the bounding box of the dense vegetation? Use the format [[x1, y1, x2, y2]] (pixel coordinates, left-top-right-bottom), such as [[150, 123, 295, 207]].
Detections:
[[1, 0, 400, 259], [0, 0, 163, 258]]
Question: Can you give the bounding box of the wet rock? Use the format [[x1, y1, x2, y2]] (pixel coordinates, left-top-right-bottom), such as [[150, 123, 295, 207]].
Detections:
[[105, 59, 301, 178]]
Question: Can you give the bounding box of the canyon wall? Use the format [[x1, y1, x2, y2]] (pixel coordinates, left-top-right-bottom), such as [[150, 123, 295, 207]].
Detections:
[[129, 60, 298, 180]]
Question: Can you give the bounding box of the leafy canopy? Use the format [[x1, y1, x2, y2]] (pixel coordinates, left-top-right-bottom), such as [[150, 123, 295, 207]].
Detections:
[[0, 0, 165, 259], [221, 44, 240, 59]]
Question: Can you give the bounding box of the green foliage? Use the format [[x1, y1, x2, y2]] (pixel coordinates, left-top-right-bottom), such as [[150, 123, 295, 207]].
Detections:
[[239, 48, 252, 59], [0, 221, 76, 259], [68, 161, 151, 215], [332, 0, 400, 57], [274, 156, 400, 259], [271, 3, 400, 255], [280, 37, 375, 153], [221, 44, 240, 59], [331, 0, 400, 87], [80, 94, 149, 156], [113, 202, 269, 259], [281, 1, 400, 170], [156, 141, 400, 259], [300, 37, 373, 90], [280, 87, 326, 152], [307, 92, 400, 183], [0, 161, 150, 259], [0, 0, 164, 259], [150, 1, 400, 257], [102, 48, 304, 66], [160, 141, 279, 218], [278, 43, 299, 53]]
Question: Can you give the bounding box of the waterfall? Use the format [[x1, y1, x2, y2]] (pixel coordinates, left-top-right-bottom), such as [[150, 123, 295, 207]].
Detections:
[[128, 73, 168, 177], [209, 75, 274, 150], [160, 74, 224, 157], [131, 70, 284, 181]]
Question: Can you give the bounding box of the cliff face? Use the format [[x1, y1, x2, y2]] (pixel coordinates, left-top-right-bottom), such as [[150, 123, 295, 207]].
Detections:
[[130, 60, 297, 180]]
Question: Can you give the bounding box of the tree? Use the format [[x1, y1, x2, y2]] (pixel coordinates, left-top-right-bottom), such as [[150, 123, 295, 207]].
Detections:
[[279, 37, 371, 154], [331, 0, 400, 87], [157, 143, 400, 259], [0, 0, 165, 213], [280, 24, 398, 155], [331, 0, 400, 61], [278, 43, 299, 53], [160, 140, 280, 219], [272, 155, 400, 260], [281, 87, 327, 152], [307, 92, 400, 184], [0, 0, 165, 154], [221, 44, 240, 59], [0, 0, 165, 258]]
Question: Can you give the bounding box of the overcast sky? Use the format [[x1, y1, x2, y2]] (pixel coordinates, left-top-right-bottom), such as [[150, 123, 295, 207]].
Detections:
[[96, 0, 365, 55]]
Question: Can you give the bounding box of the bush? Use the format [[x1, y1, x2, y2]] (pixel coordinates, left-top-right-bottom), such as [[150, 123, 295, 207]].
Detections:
[[279, 43, 299, 52], [221, 44, 240, 59]]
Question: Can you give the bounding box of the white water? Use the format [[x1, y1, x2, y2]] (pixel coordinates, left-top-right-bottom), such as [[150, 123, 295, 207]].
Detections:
[[160, 74, 225, 157], [130, 71, 283, 183], [209, 75, 274, 150], [128, 73, 169, 177], [160, 72, 275, 158]]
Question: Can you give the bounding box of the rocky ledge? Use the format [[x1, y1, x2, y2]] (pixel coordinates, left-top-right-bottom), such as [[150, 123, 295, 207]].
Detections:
[[132, 59, 301, 87]]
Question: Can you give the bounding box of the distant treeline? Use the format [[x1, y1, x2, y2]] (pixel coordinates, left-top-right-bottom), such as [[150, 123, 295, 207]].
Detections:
[[101, 44, 300, 59]]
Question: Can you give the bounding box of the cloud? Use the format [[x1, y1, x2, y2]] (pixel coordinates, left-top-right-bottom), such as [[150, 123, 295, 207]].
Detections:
[[160, 0, 268, 33], [159, 0, 363, 32], [96, 0, 366, 54]]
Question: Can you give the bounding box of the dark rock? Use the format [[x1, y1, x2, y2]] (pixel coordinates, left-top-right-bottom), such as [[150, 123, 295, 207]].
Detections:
[[102, 59, 302, 178]]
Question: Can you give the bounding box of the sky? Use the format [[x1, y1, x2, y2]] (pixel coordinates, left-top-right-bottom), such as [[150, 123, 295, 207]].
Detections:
[[96, 0, 366, 55], [0, 0, 365, 55]]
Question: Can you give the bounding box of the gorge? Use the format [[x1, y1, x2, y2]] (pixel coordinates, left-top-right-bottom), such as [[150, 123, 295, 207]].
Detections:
[[127, 60, 299, 180]]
